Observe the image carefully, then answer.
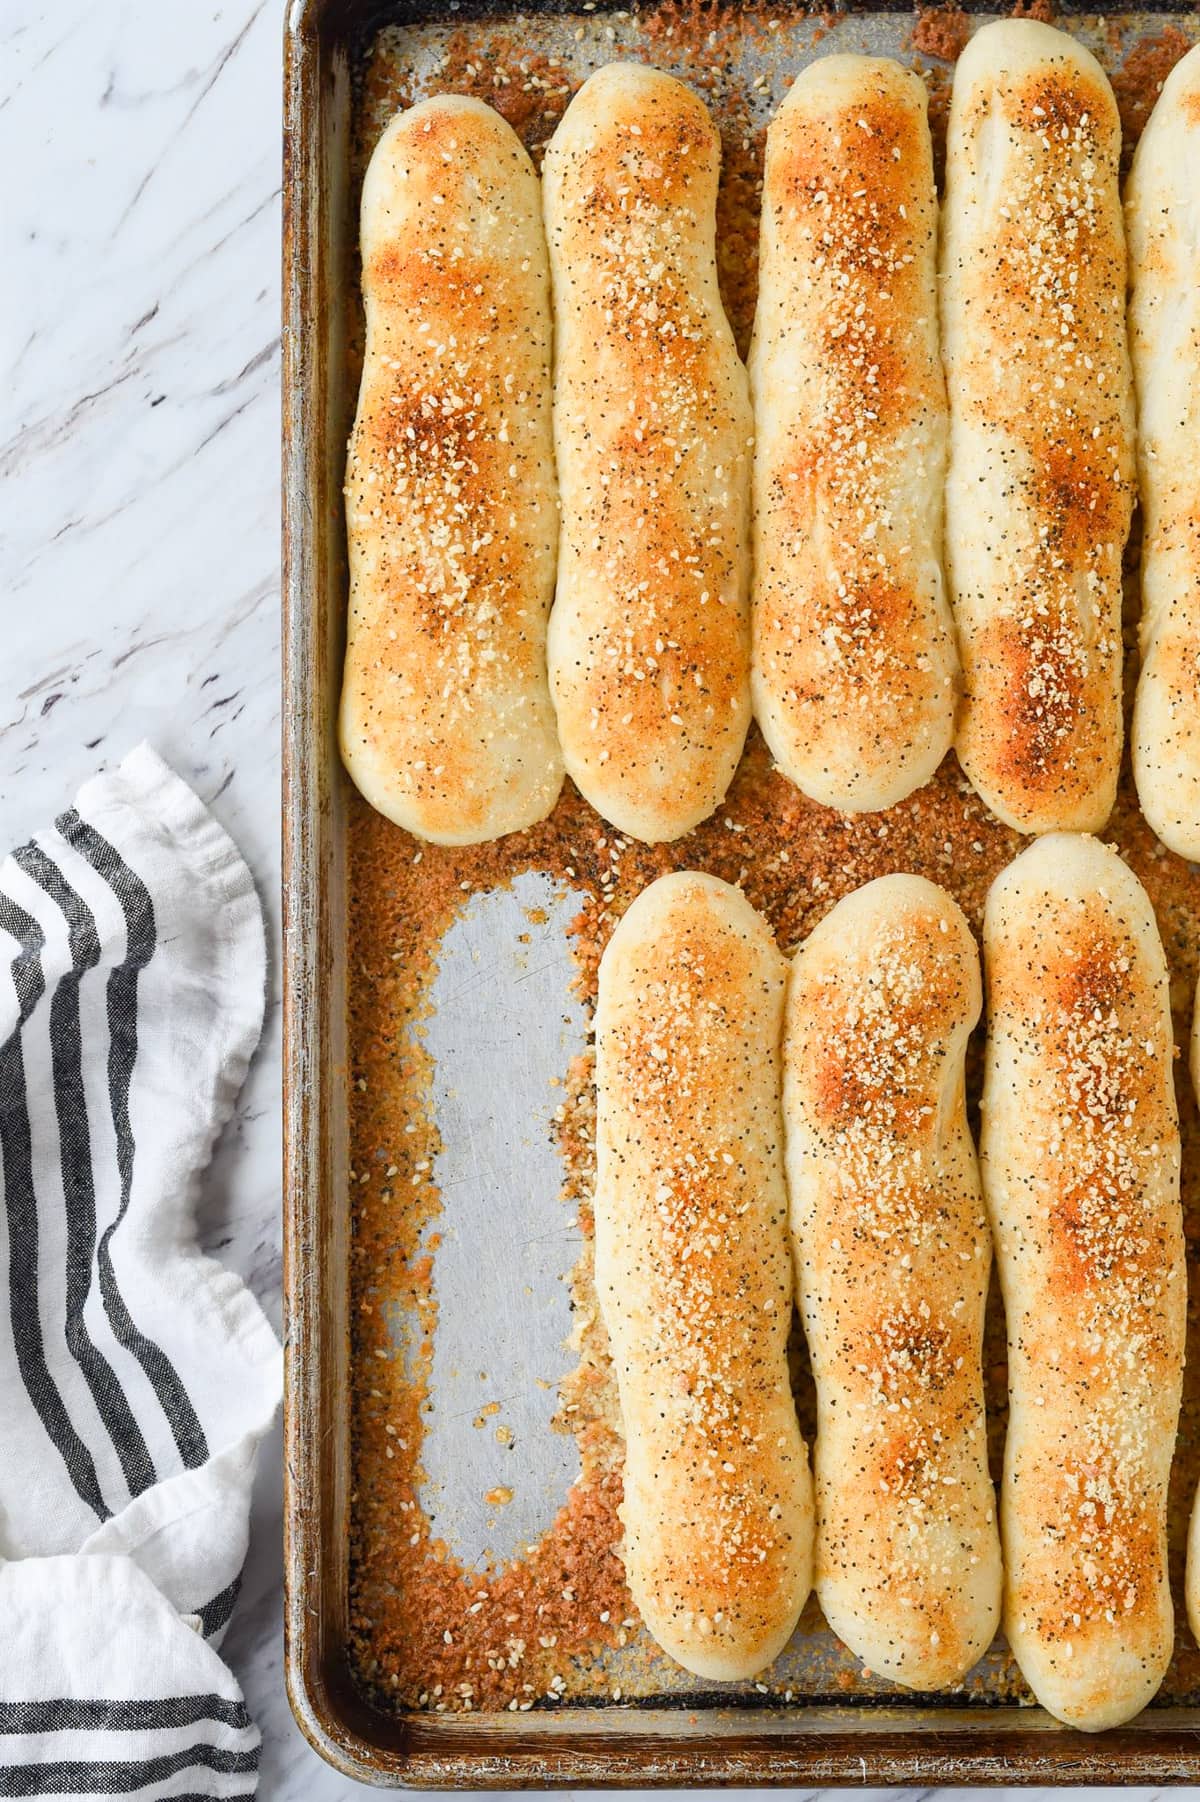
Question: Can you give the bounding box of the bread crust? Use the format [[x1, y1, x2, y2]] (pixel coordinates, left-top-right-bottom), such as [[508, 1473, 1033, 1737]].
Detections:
[[982, 834, 1183, 1730], [544, 66, 753, 844], [1127, 45, 1200, 859], [784, 874, 1000, 1689], [1188, 971, 1200, 1647], [750, 58, 957, 813], [941, 22, 1134, 835], [340, 96, 562, 844], [594, 871, 813, 1678]]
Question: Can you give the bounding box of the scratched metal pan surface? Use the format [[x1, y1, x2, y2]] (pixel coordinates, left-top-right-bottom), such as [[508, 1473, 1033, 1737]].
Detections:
[[282, 0, 1200, 1784]]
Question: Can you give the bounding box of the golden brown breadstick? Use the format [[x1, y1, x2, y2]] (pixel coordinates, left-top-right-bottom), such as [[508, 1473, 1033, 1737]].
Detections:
[[1188, 967, 1200, 1649], [941, 22, 1134, 834], [341, 96, 562, 844], [751, 57, 957, 813], [595, 871, 813, 1678], [1128, 44, 1200, 859], [544, 65, 753, 844], [982, 834, 1183, 1730], [784, 875, 1000, 1689]]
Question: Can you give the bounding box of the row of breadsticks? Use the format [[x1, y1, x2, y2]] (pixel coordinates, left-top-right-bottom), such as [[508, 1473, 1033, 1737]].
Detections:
[[596, 836, 1193, 1733], [340, 25, 1200, 856]]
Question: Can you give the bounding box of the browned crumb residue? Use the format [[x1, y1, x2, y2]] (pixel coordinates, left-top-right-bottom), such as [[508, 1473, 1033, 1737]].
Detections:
[[1111, 26, 1193, 148], [911, 6, 970, 64], [345, 0, 1200, 1729]]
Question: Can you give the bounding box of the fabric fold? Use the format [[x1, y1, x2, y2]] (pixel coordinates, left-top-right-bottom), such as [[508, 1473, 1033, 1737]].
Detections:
[[0, 745, 280, 1797]]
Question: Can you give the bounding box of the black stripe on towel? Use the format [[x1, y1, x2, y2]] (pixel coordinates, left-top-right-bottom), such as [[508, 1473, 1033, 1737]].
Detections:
[[0, 891, 109, 1521], [0, 1695, 252, 1735], [0, 1742, 258, 1796], [53, 810, 209, 1472], [12, 842, 157, 1500], [196, 1573, 242, 1641]]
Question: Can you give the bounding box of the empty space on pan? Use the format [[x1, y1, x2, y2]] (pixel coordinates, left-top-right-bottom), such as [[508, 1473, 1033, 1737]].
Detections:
[[413, 875, 585, 1569]]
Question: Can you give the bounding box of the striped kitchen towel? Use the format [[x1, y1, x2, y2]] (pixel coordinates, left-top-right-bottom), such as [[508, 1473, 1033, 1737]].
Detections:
[[0, 745, 281, 1799]]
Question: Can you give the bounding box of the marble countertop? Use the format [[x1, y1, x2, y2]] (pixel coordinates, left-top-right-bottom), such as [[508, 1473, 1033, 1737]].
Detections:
[[0, 4, 1179, 1800]]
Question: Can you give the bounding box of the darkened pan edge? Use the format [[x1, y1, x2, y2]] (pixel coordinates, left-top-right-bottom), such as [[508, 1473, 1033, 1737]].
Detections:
[[281, 0, 1200, 1782], [319, 0, 1199, 45]]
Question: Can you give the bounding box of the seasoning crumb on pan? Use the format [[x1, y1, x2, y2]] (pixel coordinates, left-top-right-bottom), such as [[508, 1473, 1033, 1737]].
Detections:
[[346, 0, 1200, 1723], [1111, 25, 1194, 148], [1008, 0, 1056, 21], [910, 6, 970, 63]]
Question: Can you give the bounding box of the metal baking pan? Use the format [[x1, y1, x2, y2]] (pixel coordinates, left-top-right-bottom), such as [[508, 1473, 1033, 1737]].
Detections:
[[282, 0, 1200, 1782]]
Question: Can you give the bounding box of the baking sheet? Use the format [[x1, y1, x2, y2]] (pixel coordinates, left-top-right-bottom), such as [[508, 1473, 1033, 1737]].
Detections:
[[338, 0, 1200, 1733]]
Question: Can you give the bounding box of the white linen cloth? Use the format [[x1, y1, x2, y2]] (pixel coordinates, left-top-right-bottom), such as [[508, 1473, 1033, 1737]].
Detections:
[[0, 745, 281, 1798]]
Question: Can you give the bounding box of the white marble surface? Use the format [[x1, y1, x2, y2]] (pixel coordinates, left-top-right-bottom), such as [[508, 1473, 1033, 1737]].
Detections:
[[0, 4, 1191, 1801]]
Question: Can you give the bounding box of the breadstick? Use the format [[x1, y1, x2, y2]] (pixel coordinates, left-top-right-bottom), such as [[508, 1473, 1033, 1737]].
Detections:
[[783, 875, 1000, 1689], [750, 57, 957, 813], [982, 834, 1183, 1730], [1128, 44, 1200, 860], [340, 96, 562, 844], [941, 22, 1134, 835], [1189, 970, 1200, 1647], [543, 66, 753, 844], [594, 871, 812, 1677]]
